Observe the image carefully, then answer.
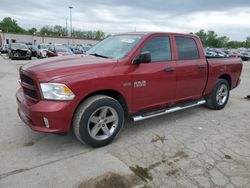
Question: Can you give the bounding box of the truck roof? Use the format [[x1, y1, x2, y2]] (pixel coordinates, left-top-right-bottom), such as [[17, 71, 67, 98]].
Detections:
[[117, 32, 197, 38]]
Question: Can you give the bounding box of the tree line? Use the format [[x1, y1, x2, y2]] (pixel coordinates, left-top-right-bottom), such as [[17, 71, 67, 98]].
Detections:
[[0, 17, 106, 40], [0, 17, 250, 48], [192, 30, 250, 49]]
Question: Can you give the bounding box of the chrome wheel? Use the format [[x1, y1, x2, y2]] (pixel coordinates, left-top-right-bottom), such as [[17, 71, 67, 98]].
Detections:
[[216, 84, 228, 105], [87, 106, 119, 140]]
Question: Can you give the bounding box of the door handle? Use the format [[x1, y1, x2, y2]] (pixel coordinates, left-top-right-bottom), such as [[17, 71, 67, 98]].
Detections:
[[198, 64, 206, 69], [164, 67, 175, 72]]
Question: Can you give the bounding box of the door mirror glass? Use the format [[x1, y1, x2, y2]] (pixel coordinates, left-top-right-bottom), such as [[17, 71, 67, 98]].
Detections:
[[132, 51, 151, 64]]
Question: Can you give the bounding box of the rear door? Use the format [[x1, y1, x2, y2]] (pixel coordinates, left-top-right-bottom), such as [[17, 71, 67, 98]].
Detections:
[[174, 36, 207, 102], [132, 35, 176, 112]]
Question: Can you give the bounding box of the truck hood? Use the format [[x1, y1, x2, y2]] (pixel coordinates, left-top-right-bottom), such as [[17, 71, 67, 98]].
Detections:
[[21, 55, 117, 81]]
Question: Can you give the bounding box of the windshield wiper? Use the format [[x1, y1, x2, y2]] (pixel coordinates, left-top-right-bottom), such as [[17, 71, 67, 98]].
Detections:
[[89, 53, 110, 59]]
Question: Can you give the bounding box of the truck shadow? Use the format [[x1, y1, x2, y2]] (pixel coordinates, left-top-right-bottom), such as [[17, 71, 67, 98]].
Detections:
[[22, 105, 208, 150]]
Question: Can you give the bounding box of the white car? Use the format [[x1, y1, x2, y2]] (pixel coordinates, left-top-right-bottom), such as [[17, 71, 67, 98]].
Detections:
[[37, 44, 50, 58]]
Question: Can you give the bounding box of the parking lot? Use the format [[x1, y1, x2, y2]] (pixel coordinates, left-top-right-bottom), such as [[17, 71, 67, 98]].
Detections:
[[0, 54, 250, 188]]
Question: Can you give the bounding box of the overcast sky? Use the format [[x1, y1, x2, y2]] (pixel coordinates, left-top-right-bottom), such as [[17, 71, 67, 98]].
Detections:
[[0, 0, 250, 40]]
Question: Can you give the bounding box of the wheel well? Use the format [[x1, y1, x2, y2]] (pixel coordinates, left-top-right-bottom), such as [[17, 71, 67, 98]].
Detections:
[[80, 90, 128, 117], [219, 74, 232, 89]]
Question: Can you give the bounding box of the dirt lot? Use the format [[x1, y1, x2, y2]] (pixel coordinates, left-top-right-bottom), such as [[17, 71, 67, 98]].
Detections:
[[0, 54, 250, 188]]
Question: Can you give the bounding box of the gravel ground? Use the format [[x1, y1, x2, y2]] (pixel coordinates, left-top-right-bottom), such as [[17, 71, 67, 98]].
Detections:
[[0, 54, 250, 188]]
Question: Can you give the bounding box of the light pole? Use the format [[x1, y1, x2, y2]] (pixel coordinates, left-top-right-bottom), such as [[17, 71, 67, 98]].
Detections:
[[65, 18, 68, 36], [69, 6, 73, 37]]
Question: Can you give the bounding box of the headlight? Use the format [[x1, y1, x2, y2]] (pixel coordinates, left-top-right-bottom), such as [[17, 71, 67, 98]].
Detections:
[[40, 83, 75, 100]]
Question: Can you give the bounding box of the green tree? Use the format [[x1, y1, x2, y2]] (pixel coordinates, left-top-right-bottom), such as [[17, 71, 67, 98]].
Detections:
[[0, 17, 26, 33], [39, 26, 53, 36], [245, 37, 250, 48], [194, 30, 231, 48], [195, 29, 208, 46], [217, 36, 230, 48], [95, 30, 105, 40], [28, 27, 37, 35], [53, 25, 66, 36]]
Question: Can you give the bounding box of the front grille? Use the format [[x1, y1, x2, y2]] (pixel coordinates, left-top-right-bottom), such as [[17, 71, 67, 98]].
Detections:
[[20, 74, 34, 85], [23, 87, 38, 99], [19, 51, 27, 56], [14, 50, 27, 57], [20, 73, 38, 101]]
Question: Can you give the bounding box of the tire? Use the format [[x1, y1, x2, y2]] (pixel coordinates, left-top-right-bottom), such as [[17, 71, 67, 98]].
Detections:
[[10, 54, 14, 60], [206, 79, 230, 110], [73, 95, 124, 147], [241, 57, 249, 61], [37, 53, 42, 59]]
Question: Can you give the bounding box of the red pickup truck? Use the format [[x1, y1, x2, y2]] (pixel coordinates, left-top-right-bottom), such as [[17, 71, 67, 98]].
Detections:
[[16, 32, 242, 147]]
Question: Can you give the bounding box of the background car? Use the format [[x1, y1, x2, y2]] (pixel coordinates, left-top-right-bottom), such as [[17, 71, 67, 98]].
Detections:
[[37, 43, 50, 58], [47, 44, 74, 57], [0, 44, 9, 53], [240, 50, 250, 61], [7, 43, 32, 60], [31, 45, 38, 57], [222, 50, 241, 58], [70, 44, 91, 54]]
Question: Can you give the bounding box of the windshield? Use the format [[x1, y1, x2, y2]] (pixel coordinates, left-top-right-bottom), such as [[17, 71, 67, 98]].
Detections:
[[55, 45, 72, 53], [12, 43, 27, 49], [87, 35, 144, 59], [40, 44, 50, 49]]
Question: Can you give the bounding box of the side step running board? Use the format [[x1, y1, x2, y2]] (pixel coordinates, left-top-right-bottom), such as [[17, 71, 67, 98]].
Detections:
[[132, 99, 206, 122]]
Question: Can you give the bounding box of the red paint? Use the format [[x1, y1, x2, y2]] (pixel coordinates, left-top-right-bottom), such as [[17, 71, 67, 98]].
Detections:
[[16, 32, 243, 133]]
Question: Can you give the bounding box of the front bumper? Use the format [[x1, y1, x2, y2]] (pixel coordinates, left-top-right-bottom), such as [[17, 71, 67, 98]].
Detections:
[[12, 51, 31, 59], [40, 51, 47, 57], [16, 88, 74, 133]]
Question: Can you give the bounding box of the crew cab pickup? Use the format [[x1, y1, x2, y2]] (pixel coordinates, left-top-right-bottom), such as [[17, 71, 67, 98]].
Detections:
[[16, 32, 243, 147]]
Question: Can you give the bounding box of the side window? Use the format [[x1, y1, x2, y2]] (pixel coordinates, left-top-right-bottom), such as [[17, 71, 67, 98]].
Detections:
[[141, 36, 171, 62], [175, 37, 199, 60]]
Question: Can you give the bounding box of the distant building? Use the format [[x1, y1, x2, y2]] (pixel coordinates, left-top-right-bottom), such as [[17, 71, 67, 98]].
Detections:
[[0, 32, 99, 46]]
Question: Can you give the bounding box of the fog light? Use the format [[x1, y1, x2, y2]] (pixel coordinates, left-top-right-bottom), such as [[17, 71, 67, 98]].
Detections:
[[43, 117, 50, 128]]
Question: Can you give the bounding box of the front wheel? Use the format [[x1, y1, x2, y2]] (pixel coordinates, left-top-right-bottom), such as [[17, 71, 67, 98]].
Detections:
[[206, 79, 230, 110], [10, 54, 14, 60], [73, 95, 124, 147]]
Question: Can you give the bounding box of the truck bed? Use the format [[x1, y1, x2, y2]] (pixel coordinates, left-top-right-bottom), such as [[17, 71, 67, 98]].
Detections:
[[203, 57, 243, 96]]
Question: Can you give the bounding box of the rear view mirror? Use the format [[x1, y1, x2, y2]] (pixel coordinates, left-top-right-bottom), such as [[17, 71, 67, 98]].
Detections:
[[132, 51, 151, 64], [140, 51, 151, 63]]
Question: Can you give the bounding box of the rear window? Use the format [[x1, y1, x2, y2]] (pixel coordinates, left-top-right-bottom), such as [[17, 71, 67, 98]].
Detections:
[[175, 37, 199, 60]]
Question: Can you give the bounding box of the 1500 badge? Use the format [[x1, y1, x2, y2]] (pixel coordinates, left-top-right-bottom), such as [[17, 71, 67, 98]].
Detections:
[[134, 80, 146, 88]]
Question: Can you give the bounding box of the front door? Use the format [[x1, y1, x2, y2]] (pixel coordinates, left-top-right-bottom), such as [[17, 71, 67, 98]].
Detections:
[[132, 36, 176, 112]]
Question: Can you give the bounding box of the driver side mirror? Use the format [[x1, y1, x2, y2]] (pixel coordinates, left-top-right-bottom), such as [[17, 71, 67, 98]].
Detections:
[[132, 51, 151, 65]]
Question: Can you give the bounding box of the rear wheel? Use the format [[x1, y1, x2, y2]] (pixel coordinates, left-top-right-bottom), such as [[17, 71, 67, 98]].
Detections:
[[73, 95, 124, 147], [206, 79, 230, 110]]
